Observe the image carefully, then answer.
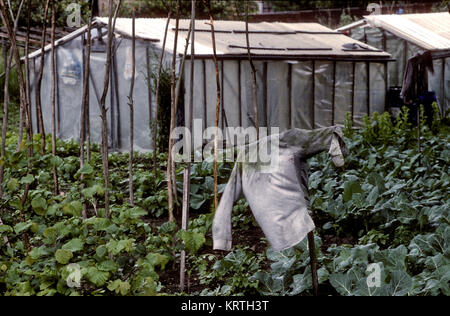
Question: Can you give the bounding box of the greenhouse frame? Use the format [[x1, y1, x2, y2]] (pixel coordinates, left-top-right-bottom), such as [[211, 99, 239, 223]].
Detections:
[[338, 12, 450, 115], [25, 18, 391, 152]]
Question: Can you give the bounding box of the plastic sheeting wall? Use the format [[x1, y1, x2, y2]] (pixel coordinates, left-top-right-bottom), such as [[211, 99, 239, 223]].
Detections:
[[351, 27, 448, 114], [28, 32, 173, 153], [184, 59, 387, 133]]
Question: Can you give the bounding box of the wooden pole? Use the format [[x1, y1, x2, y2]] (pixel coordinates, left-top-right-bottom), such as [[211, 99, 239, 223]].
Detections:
[[50, 0, 58, 195], [180, 0, 196, 292], [307, 231, 319, 296], [17, 0, 30, 151], [35, 0, 50, 155], [170, 20, 193, 221], [99, 0, 122, 219], [152, 13, 171, 184], [208, 13, 221, 210], [167, 0, 180, 223], [245, 0, 259, 137], [80, 0, 94, 219], [128, 7, 136, 206], [417, 106, 421, 153]]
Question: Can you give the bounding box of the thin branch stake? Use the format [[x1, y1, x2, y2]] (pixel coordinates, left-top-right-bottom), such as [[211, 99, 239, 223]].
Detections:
[[35, 0, 51, 155], [180, 0, 196, 293], [128, 7, 136, 206], [80, 0, 94, 218], [208, 13, 221, 210], [99, 0, 122, 219], [167, 0, 181, 223], [152, 12, 171, 184], [245, 1, 259, 137], [50, 0, 58, 195]]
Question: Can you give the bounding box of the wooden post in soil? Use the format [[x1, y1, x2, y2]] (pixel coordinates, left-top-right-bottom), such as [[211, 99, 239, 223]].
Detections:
[[99, 0, 122, 219], [180, 0, 196, 292], [245, 0, 259, 138], [128, 8, 136, 206], [169, 8, 193, 225], [207, 13, 221, 210], [35, 0, 51, 155], [152, 13, 171, 184], [50, 0, 59, 195], [80, 0, 94, 218], [167, 0, 180, 223], [308, 231, 319, 296]]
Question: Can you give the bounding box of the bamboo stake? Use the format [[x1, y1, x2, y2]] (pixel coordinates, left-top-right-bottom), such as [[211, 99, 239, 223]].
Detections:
[[208, 14, 221, 210], [50, 0, 58, 195], [180, 0, 196, 293], [128, 7, 136, 206], [35, 0, 50, 155], [99, 0, 122, 219], [81, 0, 94, 219], [245, 0, 259, 138], [152, 12, 171, 184], [167, 0, 180, 223]]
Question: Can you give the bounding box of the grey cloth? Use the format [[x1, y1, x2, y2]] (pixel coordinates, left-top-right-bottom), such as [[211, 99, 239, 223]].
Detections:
[[213, 126, 348, 252]]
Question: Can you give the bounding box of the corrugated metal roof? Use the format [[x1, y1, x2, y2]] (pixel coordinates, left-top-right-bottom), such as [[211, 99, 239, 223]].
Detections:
[[363, 13, 450, 50], [96, 17, 390, 59]]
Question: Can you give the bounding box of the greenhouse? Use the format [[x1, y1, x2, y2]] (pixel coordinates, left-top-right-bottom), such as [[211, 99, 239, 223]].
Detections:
[[338, 12, 450, 115], [25, 18, 391, 152]]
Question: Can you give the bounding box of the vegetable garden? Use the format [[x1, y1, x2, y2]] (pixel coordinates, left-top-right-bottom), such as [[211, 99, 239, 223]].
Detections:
[[0, 105, 448, 296]]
